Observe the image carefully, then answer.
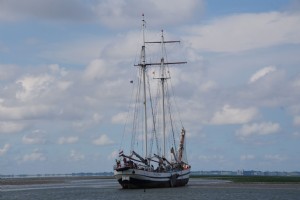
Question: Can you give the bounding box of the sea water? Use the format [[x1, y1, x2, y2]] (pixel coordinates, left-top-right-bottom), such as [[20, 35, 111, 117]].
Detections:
[[1, 178, 300, 200]]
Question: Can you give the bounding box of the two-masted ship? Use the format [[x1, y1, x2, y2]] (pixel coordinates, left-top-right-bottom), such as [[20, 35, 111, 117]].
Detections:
[[113, 15, 191, 189]]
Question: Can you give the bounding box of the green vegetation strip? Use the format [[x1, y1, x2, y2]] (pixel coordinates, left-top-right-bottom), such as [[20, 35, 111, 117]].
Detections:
[[191, 175, 300, 183]]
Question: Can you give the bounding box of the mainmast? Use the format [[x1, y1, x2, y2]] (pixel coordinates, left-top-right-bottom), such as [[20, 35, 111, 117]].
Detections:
[[141, 14, 148, 160], [160, 30, 168, 157], [150, 31, 187, 158]]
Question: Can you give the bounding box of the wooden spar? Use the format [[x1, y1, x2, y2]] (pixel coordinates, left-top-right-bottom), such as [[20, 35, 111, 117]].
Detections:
[[178, 128, 186, 162], [134, 61, 187, 67]]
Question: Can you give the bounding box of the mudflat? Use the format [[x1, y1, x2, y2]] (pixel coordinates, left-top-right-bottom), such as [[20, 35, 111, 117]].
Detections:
[[0, 176, 112, 185]]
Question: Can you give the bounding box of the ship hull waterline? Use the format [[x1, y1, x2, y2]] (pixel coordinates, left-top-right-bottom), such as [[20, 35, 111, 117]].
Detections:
[[114, 168, 190, 189]]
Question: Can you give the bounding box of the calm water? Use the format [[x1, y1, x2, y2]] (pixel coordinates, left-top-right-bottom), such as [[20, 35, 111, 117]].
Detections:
[[1, 178, 300, 200]]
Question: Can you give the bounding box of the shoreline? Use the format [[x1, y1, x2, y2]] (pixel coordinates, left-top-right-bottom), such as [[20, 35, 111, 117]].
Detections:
[[1, 176, 300, 187], [188, 183, 300, 190], [0, 176, 113, 185]]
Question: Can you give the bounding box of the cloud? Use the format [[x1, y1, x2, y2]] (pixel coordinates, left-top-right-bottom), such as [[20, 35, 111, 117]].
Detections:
[[70, 150, 85, 161], [238, 67, 294, 108], [293, 115, 300, 126], [199, 80, 217, 92], [108, 150, 119, 160], [0, 0, 203, 28], [198, 155, 225, 163], [0, 64, 18, 80], [92, 134, 114, 146], [0, 0, 93, 22], [48, 64, 67, 76], [184, 12, 300, 53], [0, 104, 51, 121], [57, 80, 73, 91], [264, 154, 287, 162], [0, 144, 10, 156], [58, 136, 79, 145], [22, 149, 46, 162], [0, 121, 25, 134], [0, 64, 94, 123], [100, 31, 142, 61], [292, 132, 300, 138], [40, 38, 105, 65], [240, 154, 255, 161], [210, 105, 258, 125], [22, 130, 46, 144], [236, 122, 280, 138], [83, 59, 110, 81], [111, 112, 128, 124], [16, 74, 54, 102], [71, 113, 103, 131], [93, 0, 203, 28], [249, 66, 277, 83]]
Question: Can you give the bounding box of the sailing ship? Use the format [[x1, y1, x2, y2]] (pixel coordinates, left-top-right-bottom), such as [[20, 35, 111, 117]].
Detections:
[[113, 15, 191, 189]]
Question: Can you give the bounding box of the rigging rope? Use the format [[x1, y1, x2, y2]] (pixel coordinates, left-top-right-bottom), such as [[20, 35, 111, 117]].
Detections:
[[119, 77, 135, 151], [146, 72, 153, 156], [154, 77, 162, 156], [131, 67, 143, 152], [165, 81, 178, 153]]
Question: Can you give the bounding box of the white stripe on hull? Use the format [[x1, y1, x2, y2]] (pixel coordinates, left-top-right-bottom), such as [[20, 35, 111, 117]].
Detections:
[[114, 168, 190, 189]]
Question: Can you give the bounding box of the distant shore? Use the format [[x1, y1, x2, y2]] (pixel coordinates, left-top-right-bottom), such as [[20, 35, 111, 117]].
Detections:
[[1, 175, 300, 186], [0, 176, 113, 185], [192, 175, 300, 184]]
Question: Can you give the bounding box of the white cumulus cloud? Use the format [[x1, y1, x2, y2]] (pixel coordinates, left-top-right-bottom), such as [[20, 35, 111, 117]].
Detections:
[[16, 74, 54, 102], [22, 130, 46, 144], [0, 143, 10, 156], [0, 104, 50, 120], [240, 154, 255, 161], [92, 134, 114, 146], [210, 105, 258, 125], [108, 150, 119, 160], [70, 150, 85, 161], [199, 80, 217, 92], [0, 0, 92, 22], [93, 0, 203, 28], [236, 122, 280, 138], [293, 115, 300, 126], [198, 155, 225, 163], [184, 12, 300, 53], [0, 64, 18, 80], [83, 59, 111, 81], [111, 112, 128, 124], [0, 121, 25, 134], [22, 149, 46, 162], [264, 154, 287, 162], [58, 136, 79, 144], [249, 66, 277, 83]]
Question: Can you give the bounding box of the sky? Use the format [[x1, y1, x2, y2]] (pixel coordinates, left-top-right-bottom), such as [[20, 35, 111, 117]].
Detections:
[[0, 0, 300, 175]]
